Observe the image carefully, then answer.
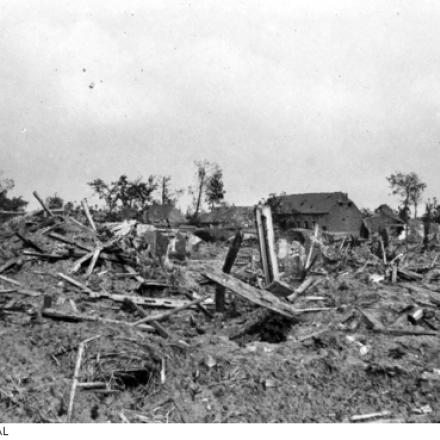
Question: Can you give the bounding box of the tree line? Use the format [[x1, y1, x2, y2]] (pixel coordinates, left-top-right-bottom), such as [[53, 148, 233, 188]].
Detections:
[[0, 160, 226, 221]]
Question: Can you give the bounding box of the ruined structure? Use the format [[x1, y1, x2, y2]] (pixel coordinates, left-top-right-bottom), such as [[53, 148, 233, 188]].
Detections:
[[271, 192, 363, 236]]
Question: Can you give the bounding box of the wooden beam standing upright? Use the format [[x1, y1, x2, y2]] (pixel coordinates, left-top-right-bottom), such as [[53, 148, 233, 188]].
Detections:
[[255, 205, 279, 286], [32, 191, 54, 217], [81, 199, 97, 232], [215, 230, 243, 312]]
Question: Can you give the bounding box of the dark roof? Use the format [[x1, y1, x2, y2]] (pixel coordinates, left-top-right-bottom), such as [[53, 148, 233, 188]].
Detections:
[[143, 204, 186, 225], [276, 192, 355, 215]]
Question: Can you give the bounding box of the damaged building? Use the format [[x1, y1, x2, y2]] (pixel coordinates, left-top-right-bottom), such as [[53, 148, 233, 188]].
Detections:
[[271, 192, 364, 237]]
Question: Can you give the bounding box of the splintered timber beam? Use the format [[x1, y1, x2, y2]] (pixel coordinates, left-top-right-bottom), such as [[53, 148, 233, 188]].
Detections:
[[205, 270, 332, 319], [32, 191, 54, 217], [216, 230, 243, 312], [255, 204, 279, 286], [81, 199, 97, 232]]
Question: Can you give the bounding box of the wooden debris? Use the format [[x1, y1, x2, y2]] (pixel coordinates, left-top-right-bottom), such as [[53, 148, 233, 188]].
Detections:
[[33, 191, 54, 217], [85, 246, 102, 277], [216, 230, 243, 312], [15, 232, 45, 253], [81, 198, 97, 232], [181, 289, 213, 319], [350, 410, 392, 422], [204, 270, 332, 319], [0, 274, 22, 286], [287, 277, 316, 302], [0, 258, 22, 275], [42, 308, 154, 331], [67, 335, 100, 422], [131, 295, 209, 326], [255, 205, 279, 285]]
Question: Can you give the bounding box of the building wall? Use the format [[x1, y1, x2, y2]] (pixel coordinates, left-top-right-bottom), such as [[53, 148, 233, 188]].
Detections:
[[275, 204, 363, 236]]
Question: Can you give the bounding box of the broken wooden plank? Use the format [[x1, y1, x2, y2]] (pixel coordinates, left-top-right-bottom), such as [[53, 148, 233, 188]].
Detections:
[[255, 205, 279, 285], [0, 258, 22, 275], [131, 295, 209, 326], [33, 191, 54, 217], [0, 274, 22, 286], [204, 270, 331, 319], [86, 246, 102, 277], [71, 251, 95, 274], [67, 335, 100, 422], [216, 230, 243, 312], [127, 300, 175, 339], [58, 272, 99, 297], [287, 277, 316, 302], [350, 410, 392, 423], [181, 290, 213, 319], [398, 268, 424, 281], [81, 199, 97, 232], [22, 250, 68, 260], [58, 272, 192, 308], [15, 232, 45, 253], [42, 308, 154, 331]]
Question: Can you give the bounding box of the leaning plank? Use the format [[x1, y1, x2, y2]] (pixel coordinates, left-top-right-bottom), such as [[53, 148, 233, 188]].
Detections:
[[58, 273, 99, 298], [33, 191, 54, 217], [127, 300, 175, 339], [71, 251, 95, 274], [81, 199, 97, 232], [287, 277, 317, 302], [0, 258, 22, 275], [204, 270, 331, 319], [131, 295, 209, 326], [216, 230, 243, 312], [15, 232, 45, 253], [86, 246, 102, 277]]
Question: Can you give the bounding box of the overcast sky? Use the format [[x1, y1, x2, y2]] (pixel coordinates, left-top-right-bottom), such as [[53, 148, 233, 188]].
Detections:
[[1, 0, 440, 211]]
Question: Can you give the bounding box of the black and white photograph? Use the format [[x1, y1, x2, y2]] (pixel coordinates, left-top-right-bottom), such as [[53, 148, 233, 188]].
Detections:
[[1, 0, 440, 431]]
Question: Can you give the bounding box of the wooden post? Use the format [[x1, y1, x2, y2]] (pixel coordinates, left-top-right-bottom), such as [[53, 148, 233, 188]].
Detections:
[[215, 230, 243, 312], [255, 205, 279, 286]]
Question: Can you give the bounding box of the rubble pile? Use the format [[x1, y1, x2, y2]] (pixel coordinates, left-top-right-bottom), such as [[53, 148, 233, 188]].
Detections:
[[1, 200, 440, 423]]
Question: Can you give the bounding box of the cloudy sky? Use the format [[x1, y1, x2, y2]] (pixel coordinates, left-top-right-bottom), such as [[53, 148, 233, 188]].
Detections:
[[1, 0, 440, 211]]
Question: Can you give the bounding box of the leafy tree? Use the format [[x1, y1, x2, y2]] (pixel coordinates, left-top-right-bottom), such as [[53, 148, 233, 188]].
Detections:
[[88, 178, 118, 212], [159, 175, 184, 206], [88, 175, 158, 212], [46, 193, 64, 210], [205, 165, 225, 208], [387, 172, 427, 219], [266, 192, 286, 212], [0, 172, 28, 211]]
